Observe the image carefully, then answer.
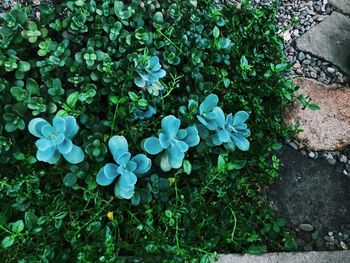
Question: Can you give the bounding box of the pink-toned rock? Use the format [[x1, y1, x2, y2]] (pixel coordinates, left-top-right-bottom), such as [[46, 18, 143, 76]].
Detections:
[[285, 78, 350, 151]]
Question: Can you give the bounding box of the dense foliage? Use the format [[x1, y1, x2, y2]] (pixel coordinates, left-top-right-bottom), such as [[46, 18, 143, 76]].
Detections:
[[0, 0, 299, 261]]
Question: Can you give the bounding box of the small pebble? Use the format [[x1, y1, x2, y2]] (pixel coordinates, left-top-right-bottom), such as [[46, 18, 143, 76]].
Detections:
[[327, 158, 336, 165], [339, 155, 348, 163], [289, 141, 299, 151], [300, 223, 314, 232]]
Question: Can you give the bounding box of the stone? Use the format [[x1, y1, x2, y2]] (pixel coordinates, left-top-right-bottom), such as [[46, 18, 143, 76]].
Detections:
[[329, 0, 350, 15], [300, 223, 314, 232], [327, 157, 337, 165], [285, 78, 350, 151], [296, 12, 350, 76], [267, 146, 350, 236], [217, 251, 350, 263]]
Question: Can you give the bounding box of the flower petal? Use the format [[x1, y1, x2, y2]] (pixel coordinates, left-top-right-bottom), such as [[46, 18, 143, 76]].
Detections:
[[108, 135, 129, 162], [57, 138, 73, 154], [199, 94, 218, 114], [168, 146, 185, 169], [28, 118, 50, 138], [62, 145, 84, 164], [103, 163, 119, 180], [63, 116, 79, 139], [160, 152, 172, 172], [53, 117, 66, 134], [159, 133, 171, 149], [183, 126, 200, 147], [218, 130, 230, 143], [37, 146, 59, 164], [134, 76, 145, 87], [144, 137, 163, 155], [212, 107, 225, 129], [231, 134, 250, 151], [131, 154, 151, 175], [96, 165, 117, 186], [117, 152, 131, 166], [161, 115, 180, 139], [35, 138, 52, 151], [233, 111, 249, 125], [41, 125, 54, 138], [126, 161, 137, 172], [53, 133, 65, 145], [176, 129, 187, 140]]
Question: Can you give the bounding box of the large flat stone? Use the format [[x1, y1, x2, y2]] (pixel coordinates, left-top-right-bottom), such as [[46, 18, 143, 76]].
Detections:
[[217, 251, 350, 263], [266, 145, 350, 235], [329, 0, 350, 15], [285, 78, 350, 151], [296, 12, 350, 76]]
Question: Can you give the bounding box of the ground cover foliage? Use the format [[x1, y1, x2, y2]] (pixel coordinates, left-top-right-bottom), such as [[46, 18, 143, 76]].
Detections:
[[0, 0, 300, 261]]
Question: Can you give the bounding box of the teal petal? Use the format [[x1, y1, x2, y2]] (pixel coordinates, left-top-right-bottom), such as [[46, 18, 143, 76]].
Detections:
[[53, 117, 66, 134], [183, 126, 200, 147], [231, 134, 250, 151], [176, 129, 187, 140], [63, 116, 79, 139], [104, 163, 119, 180], [57, 138, 73, 154], [233, 111, 249, 125], [212, 107, 226, 129], [168, 146, 185, 169], [144, 137, 163, 155], [116, 152, 131, 166], [119, 171, 137, 188], [35, 138, 52, 151], [41, 124, 54, 138], [28, 118, 49, 138], [218, 130, 230, 143], [160, 152, 172, 172], [108, 135, 129, 162], [63, 145, 84, 164], [134, 76, 145, 87], [159, 133, 171, 148], [199, 94, 218, 114], [37, 146, 59, 164], [131, 154, 151, 175], [161, 115, 180, 139], [53, 133, 65, 145], [126, 161, 137, 172], [96, 165, 117, 186]]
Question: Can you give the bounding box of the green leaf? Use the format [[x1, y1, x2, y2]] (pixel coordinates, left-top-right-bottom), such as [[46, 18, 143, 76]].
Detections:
[[26, 78, 40, 95], [18, 61, 31, 72], [67, 91, 79, 108], [13, 152, 25, 161], [63, 173, 77, 187], [271, 143, 282, 151], [1, 236, 15, 249], [213, 26, 220, 38], [12, 219, 24, 233], [247, 245, 266, 255], [128, 92, 139, 101], [183, 160, 192, 175], [217, 154, 226, 171], [308, 103, 320, 110], [284, 238, 298, 251], [25, 211, 38, 229]]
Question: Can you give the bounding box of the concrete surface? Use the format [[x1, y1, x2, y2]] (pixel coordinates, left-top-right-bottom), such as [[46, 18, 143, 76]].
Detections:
[[217, 251, 350, 263]]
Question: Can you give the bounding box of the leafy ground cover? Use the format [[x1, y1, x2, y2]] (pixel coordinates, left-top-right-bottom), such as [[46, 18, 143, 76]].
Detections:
[[0, 0, 301, 261]]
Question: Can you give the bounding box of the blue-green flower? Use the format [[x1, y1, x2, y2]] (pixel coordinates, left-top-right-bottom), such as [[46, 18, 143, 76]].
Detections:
[[134, 56, 166, 96], [96, 136, 151, 199], [28, 116, 84, 164], [143, 115, 199, 172]]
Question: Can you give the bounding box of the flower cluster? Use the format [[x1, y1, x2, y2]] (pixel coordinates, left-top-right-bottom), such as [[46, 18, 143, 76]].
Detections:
[[143, 115, 200, 172], [96, 136, 151, 199], [196, 94, 251, 151], [134, 56, 166, 96], [28, 116, 84, 164]]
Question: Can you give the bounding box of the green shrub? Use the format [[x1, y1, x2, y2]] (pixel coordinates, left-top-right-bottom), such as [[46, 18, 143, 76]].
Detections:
[[0, 0, 298, 261]]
